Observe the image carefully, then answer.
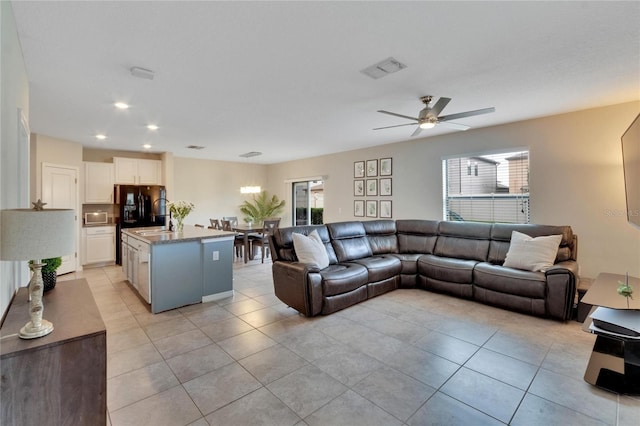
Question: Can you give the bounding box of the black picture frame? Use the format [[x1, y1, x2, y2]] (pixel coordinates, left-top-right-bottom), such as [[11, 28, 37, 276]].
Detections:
[[366, 200, 377, 218], [380, 200, 392, 218], [380, 158, 392, 176], [366, 159, 378, 177], [366, 179, 377, 196], [380, 178, 392, 196]]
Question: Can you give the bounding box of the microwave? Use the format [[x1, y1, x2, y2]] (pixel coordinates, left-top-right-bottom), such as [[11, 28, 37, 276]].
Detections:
[[85, 212, 109, 225]]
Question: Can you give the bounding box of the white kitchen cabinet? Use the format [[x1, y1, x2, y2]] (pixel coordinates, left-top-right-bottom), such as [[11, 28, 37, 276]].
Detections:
[[82, 226, 116, 265], [84, 162, 114, 203], [113, 157, 162, 185]]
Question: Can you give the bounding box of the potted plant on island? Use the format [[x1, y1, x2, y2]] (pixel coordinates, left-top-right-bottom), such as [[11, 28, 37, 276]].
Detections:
[[29, 257, 62, 292], [239, 191, 285, 226]]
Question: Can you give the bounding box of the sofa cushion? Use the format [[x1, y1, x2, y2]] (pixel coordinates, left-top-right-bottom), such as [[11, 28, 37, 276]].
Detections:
[[488, 223, 575, 265], [272, 225, 338, 264], [418, 254, 478, 284], [319, 263, 369, 296], [363, 220, 398, 254], [328, 222, 373, 262], [434, 221, 491, 262], [390, 253, 423, 275], [503, 231, 562, 272], [474, 262, 546, 298], [292, 230, 329, 269], [396, 220, 439, 254], [349, 254, 402, 282]]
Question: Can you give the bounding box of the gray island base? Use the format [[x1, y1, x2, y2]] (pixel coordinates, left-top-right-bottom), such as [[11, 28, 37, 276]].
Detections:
[[121, 225, 236, 313]]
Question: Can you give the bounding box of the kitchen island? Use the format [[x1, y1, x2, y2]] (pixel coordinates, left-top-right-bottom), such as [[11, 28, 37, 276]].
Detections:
[[121, 225, 236, 313]]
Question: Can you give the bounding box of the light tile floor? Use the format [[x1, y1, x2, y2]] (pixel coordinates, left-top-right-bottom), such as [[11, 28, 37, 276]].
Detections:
[[61, 260, 640, 426]]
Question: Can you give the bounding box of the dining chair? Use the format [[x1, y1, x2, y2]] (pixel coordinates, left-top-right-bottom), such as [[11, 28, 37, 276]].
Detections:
[[222, 216, 239, 226], [209, 218, 221, 230], [221, 219, 246, 258], [249, 218, 280, 263]]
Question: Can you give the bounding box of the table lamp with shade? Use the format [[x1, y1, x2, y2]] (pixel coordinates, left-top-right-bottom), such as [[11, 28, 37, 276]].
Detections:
[[0, 202, 75, 339]]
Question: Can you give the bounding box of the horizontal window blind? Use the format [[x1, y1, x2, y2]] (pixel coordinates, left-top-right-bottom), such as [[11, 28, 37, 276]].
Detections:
[[443, 150, 530, 224]]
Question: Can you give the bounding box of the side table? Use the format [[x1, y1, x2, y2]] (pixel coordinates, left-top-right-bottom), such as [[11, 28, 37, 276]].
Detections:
[[581, 272, 640, 395]]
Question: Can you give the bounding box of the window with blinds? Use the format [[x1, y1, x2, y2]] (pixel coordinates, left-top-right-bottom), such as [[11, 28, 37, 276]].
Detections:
[[443, 150, 530, 223]]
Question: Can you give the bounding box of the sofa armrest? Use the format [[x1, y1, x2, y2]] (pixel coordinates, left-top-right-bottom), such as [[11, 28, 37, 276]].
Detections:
[[272, 261, 322, 316], [545, 260, 579, 320]]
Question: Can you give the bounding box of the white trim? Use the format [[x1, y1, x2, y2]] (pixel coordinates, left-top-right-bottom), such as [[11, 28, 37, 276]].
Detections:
[[201, 236, 234, 244], [283, 175, 326, 184], [440, 146, 529, 161], [202, 290, 234, 303]]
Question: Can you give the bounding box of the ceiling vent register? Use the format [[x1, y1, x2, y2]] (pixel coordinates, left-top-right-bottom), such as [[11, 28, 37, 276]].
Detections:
[[360, 57, 407, 79]]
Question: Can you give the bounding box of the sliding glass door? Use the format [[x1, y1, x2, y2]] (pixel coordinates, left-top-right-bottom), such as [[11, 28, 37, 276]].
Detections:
[[292, 180, 324, 225]]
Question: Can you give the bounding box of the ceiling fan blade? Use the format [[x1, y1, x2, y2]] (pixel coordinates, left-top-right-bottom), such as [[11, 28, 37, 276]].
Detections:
[[437, 121, 470, 131], [429, 97, 451, 117], [438, 107, 495, 122], [411, 126, 423, 137], [377, 110, 420, 122], [373, 123, 418, 130]]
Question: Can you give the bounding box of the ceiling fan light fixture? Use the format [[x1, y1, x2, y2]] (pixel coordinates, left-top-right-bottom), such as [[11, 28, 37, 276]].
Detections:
[[419, 121, 436, 129]]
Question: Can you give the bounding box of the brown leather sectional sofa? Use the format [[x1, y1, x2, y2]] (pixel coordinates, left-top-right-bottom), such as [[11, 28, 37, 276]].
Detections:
[[270, 220, 579, 321]]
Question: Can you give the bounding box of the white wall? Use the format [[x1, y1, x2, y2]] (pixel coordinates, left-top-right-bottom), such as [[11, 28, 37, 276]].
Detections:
[[266, 101, 640, 280], [0, 2, 30, 317], [173, 157, 267, 226]]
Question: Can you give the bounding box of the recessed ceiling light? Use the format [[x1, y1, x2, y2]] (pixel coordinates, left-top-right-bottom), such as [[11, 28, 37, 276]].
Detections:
[[96, 134, 107, 140], [147, 124, 159, 130], [142, 144, 152, 149], [114, 102, 129, 109]]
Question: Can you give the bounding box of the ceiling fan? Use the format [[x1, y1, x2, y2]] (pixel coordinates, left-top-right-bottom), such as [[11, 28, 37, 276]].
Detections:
[[374, 96, 495, 137]]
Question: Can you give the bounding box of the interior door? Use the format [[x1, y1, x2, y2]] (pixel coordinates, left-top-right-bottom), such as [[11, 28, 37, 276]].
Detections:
[[42, 163, 78, 274]]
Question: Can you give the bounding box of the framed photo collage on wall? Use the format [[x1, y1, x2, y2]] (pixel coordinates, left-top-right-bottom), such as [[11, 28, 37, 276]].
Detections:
[[353, 157, 392, 218]]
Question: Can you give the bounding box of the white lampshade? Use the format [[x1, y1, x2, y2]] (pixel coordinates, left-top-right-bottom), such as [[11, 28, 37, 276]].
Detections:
[[1, 209, 75, 261]]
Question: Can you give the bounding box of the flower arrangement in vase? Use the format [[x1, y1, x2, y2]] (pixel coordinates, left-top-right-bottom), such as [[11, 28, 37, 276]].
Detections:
[[168, 201, 194, 232]]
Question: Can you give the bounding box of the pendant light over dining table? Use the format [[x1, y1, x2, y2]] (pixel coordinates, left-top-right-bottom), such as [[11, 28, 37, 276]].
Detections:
[[239, 151, 262, 194]]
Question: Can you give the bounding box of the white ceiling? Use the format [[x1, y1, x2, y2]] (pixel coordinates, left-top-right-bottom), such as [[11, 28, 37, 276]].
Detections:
[[11, 1, 640, 164]]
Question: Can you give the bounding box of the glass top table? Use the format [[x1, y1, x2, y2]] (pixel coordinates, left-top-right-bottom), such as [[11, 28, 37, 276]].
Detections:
[[581, 272, 640, 310], [581, 272, 640, 394]]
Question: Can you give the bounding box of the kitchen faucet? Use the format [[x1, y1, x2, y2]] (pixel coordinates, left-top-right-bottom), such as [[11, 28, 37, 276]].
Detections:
[[152, 197, 173, 231]]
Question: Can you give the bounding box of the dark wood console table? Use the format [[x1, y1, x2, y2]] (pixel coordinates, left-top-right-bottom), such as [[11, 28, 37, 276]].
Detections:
[[1, 279, 107, 425]]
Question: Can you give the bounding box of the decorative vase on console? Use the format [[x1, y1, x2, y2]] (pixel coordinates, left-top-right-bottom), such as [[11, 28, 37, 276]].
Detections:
[[168, 201, 194, 233]]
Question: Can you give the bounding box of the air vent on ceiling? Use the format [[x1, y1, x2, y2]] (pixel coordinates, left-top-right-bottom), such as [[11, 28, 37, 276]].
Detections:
[[360, 57, 407, 79], [130, 66, 155, 80], [187, 145, 205, 150], [239, 151, 262, 158]]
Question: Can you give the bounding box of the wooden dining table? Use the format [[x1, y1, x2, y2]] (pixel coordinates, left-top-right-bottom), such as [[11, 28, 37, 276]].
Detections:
[[232, 224, 262, 263]]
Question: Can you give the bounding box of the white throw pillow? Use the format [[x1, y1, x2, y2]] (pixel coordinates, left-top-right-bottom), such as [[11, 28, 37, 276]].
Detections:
[[292, 230, 329, 269], [503, 230, 563, 272]]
